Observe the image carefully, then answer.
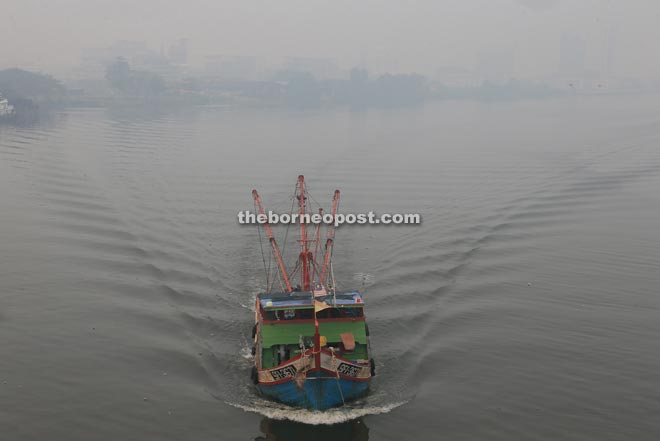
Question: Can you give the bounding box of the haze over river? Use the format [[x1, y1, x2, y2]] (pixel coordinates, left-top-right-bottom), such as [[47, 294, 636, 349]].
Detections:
[[2, 96, 660, 440]]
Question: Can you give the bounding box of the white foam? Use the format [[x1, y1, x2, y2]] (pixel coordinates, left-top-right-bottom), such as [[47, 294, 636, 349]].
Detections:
[[239, 345, 254, 361], [228, 398, 406, 425]]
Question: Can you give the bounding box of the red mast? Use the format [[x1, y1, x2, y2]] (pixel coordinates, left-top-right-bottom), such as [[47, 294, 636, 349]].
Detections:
[[312, 207, 323, 278], [320, 190, 340, 286], [297, 175, 313, 291], [252, 189, 293, 292]]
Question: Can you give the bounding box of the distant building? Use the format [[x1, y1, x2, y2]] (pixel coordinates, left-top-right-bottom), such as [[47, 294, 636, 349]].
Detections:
[[283, 57, 338, 79], [434, 66, 481, 88], [205, 55, 257, 80], [78, 40, 184, 80], [168, 39, 188, 65], [476, 49, 514, 84], [0, 93, 14, 117]]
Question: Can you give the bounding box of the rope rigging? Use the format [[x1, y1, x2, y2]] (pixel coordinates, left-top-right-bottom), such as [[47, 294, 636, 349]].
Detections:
[[252, 178, 341, 293]]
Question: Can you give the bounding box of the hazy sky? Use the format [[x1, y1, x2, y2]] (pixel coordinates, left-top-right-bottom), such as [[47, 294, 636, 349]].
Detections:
[[1, 0, 659, 78]]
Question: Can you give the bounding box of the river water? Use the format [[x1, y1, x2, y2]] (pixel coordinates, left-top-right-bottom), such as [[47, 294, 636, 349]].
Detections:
[[2, 96, 660, 440]]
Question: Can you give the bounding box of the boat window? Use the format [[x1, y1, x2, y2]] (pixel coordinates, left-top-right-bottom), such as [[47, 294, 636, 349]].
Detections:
[[263, 308, 315, 321], [316, 307, 363, 319], [296, 309, 314, 320], [264, 310, 280, 320], [343, 307, 363, 318], [316, 308, 340, 319]]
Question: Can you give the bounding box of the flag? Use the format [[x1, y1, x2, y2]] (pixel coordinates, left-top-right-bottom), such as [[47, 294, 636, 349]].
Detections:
[[314, 300, 330, 313], [312, 281, 327, 298]]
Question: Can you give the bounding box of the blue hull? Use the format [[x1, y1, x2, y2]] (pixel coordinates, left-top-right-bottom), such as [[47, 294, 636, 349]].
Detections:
[[257, 372, 369, 410]]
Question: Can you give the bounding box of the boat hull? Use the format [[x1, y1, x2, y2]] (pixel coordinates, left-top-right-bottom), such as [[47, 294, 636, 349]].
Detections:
[[257, 372, 369, 410]]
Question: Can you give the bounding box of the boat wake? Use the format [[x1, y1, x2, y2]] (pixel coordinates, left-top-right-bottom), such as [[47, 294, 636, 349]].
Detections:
[[227, 397, 407, 425]]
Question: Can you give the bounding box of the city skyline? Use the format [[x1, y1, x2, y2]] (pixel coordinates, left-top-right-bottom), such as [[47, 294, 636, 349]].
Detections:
[[1, 1, 657, 81]]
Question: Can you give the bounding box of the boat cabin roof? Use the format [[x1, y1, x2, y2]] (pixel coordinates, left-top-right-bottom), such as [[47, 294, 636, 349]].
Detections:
[[258, 290, 364, 310]]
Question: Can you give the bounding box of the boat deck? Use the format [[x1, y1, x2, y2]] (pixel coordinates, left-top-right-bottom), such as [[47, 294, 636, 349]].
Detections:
[[258, 290, 364, 309]]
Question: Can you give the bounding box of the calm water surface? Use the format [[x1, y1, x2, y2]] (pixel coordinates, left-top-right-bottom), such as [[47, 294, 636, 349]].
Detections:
[[1, 97, 660, 440]]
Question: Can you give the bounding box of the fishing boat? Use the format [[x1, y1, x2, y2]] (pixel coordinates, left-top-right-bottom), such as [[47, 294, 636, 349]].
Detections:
[[250, 175, 375, 410]]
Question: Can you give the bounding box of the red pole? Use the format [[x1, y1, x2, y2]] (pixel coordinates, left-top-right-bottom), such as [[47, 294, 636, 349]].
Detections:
[[252, 189, 293, 292], [320, 190, 340, 286], [312, 207, 323, 275], [314, 312, 321, 370], [298, 175, 311, 291]]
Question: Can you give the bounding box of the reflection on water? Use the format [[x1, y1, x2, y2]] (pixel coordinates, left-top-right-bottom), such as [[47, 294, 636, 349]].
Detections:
[[256, 417, 369, 441]]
